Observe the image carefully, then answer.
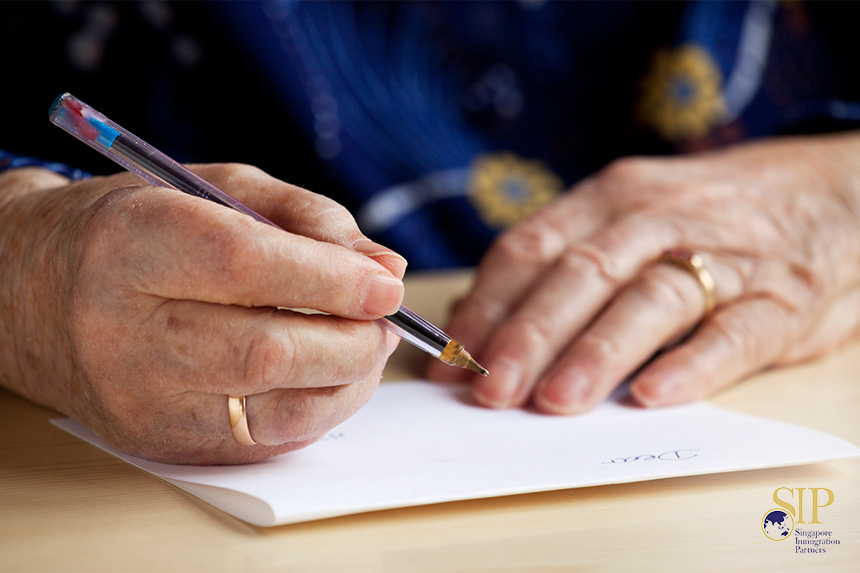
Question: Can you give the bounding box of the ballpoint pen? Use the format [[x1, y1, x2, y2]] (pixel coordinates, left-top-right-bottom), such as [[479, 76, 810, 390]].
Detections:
[[49, 93, 488, 376]]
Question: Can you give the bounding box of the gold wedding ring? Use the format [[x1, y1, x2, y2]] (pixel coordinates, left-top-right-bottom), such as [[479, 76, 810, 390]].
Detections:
[[227, 395, 257, 446], [658, 248, 716, 317]]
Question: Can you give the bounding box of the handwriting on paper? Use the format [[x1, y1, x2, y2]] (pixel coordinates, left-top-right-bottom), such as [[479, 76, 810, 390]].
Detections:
[[321, 431, 347, 442], [602, 449, 700, 464]]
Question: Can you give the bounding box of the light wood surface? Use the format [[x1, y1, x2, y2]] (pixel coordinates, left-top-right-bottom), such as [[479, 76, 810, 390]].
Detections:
[[2, 270, 858, 572]]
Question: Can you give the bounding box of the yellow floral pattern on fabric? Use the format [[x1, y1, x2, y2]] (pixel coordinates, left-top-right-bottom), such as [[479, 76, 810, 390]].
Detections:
[[468, 152, 563, 228], [637, 44, 726, 141]]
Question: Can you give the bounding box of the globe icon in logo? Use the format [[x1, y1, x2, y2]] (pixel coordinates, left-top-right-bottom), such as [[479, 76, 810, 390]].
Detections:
[[762, 509, 795, 541]]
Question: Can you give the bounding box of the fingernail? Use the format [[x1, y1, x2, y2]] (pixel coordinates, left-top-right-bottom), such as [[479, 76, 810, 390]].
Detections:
[[474, 358, 522, 408], [353, 238, 405, 260], [353, 239, 408, 277], [536, 367, 591, 414], [362, 274, 404, 316]]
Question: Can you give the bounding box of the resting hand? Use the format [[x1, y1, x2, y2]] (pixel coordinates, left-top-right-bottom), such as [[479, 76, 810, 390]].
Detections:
[[0, 164, 406, 464], [427, 133, 860, 413]]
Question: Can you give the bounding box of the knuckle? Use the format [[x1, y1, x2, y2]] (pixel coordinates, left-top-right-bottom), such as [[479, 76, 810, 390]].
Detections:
[[576, 331, 621, 363], [488, 317, 557, 363], [336, 322, 389, 379], [309, 195, 353, 226], [313, 203, 361, 245], [598, 156, 654, 184], [72, 185, 154, 276], [558, 245, 619, 283], [197, 163, 269, 201], [636, 269, 690, 311], [206, 221, 262, 290], [709, 309, 767, 366], [78, 184, 146, 235], [243, 321, 297, 388], [671, 343, 721, 395], [492, 221, 566, 266], [771, 264, 821, 312], [698, 365, 720, 394], [501, 317, 556, 354], [454, 294, 506, 326]]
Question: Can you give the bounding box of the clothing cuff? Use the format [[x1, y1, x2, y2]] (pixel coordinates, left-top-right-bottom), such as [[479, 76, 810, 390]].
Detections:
[[0, 150, 91, 180]]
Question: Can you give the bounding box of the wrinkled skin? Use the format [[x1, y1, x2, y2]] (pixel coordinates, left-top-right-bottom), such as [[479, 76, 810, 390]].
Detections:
[[4, 133, 860, 466], [427, 133, 860, 413], [0, 164, 406, 464]]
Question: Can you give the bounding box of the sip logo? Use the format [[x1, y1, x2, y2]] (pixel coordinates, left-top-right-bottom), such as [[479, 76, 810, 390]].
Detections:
[[761, 487, 842, 554]]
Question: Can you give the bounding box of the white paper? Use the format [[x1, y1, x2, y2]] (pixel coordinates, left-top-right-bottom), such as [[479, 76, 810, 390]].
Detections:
[[52, 380, 860, 527]]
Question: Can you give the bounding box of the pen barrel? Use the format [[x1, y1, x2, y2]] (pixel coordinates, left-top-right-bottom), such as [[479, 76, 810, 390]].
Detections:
[[48, 93, 276, 226], [382, 307, 448, 358], [108, 137, 280, 227], [111, 138, 234, 207]]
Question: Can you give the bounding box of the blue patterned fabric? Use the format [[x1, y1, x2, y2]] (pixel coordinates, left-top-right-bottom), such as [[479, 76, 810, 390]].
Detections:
[[0, 150, 90, 180], [214, 0, 860, 268], [2, 1, 859, 269]]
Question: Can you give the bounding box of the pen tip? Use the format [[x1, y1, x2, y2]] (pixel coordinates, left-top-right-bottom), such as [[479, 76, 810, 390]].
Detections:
[[466, 359, 489, 377], [440, 339, 488, 376]]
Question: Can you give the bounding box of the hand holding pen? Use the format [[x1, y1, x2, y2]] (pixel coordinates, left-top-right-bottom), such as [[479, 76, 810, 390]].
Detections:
[[0, 92, 475, 465], [50, 94, 486, 377]]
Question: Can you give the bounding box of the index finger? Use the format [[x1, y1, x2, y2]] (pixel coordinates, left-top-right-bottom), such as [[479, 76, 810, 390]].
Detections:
[[191, 164, 408, 278], [80, 186, 404, 319]]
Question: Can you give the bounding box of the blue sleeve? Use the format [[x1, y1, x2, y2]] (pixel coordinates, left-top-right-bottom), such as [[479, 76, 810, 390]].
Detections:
[[0, 149, 91, 180]]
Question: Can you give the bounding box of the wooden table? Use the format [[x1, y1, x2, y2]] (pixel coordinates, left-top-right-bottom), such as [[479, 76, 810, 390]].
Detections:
[[2, 271, 858, 572]]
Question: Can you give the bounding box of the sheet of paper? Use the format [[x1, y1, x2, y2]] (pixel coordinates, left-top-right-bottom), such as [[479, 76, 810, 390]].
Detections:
[[53, 380, 859, 527]]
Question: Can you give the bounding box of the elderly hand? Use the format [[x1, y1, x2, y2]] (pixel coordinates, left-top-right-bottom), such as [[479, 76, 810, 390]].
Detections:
[[0, 164, 406, 464], [427, 132, 860, 413]]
